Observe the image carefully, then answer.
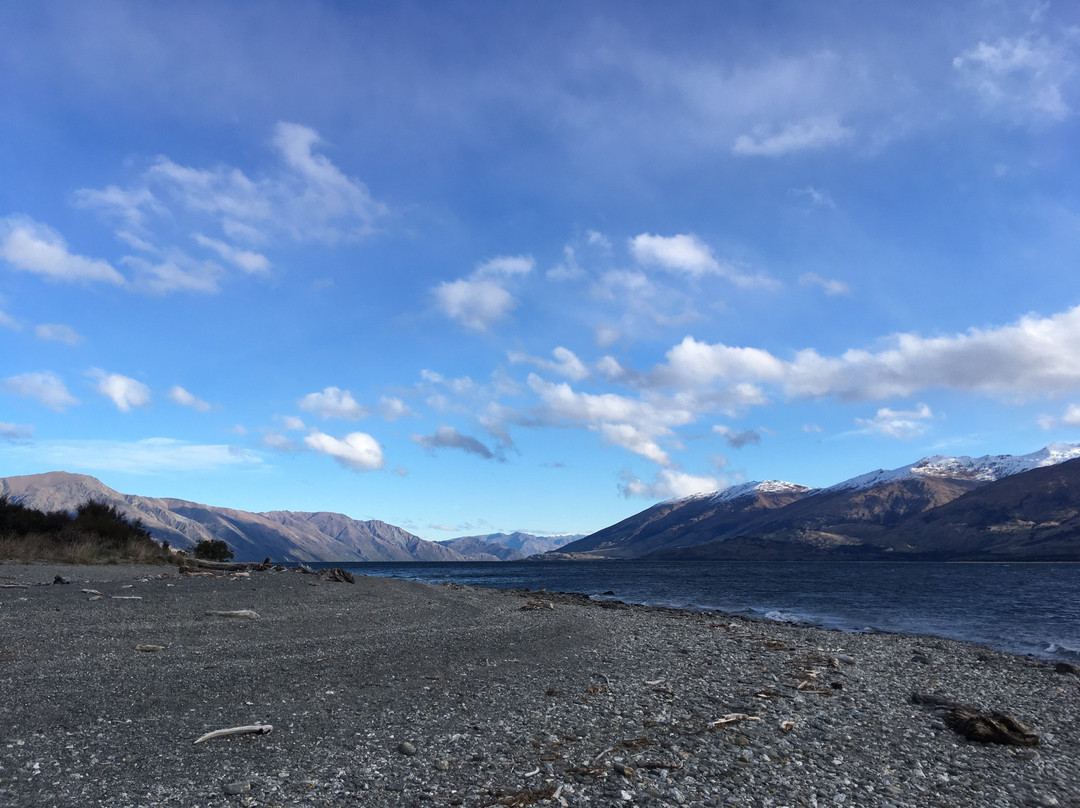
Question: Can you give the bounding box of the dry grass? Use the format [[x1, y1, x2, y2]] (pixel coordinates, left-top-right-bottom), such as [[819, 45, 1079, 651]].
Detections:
[[0, 532, 176, 565]]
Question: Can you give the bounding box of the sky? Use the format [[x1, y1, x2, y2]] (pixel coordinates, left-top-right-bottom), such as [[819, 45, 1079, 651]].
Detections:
[[3, 1, 1080, 540]]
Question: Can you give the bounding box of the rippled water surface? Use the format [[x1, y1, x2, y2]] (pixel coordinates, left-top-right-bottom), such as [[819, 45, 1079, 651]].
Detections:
[[314, 560, 1080, 662]]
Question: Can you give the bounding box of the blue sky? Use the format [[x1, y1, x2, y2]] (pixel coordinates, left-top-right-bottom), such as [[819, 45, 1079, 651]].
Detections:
[[3, 1, 1080, 539]]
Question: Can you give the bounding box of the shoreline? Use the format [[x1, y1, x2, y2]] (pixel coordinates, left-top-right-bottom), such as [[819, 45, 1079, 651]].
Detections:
[[1, 562, 1078, 807]]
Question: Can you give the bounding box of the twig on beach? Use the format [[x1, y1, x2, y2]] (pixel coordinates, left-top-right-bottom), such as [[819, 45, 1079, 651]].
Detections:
[[1, 583, 30, 589], [193, 724, 273, 744], [592, 745, 614, 763], [523, 766, 541, 777]]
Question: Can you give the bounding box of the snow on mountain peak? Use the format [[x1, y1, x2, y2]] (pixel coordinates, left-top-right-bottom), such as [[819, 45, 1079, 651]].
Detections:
[[826, 443, 1080, 493]]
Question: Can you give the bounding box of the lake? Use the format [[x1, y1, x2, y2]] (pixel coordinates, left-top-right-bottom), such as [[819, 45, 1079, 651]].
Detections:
[[307, 560, 1080, 663]]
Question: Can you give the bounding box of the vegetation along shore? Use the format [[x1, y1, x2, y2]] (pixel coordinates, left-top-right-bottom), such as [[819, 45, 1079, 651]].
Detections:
[[1, 561, 1077, 807]]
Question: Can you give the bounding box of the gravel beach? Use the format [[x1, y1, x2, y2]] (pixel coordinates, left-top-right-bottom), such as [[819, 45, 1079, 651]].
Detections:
[[1, 562, 1077, 808]]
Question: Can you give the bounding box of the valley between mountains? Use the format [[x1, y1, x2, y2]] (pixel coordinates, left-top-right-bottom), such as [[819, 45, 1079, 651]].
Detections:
[[3, 443, 1080, 562]]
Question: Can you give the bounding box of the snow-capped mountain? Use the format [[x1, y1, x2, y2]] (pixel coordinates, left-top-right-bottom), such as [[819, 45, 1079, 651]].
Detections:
[[825, 443, 1080, 493]]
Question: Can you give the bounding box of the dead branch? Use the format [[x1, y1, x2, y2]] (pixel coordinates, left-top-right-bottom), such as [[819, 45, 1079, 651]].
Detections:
[[193, 724, 273, 744]]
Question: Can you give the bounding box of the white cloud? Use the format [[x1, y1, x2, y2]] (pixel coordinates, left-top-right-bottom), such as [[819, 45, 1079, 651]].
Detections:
[[525, 373, 696, 465], [790, 186, 836, 209], [92, 371, 151, 412], [474, 255, 535, 278], [1038, 403, 1080, 430], [1, 371, 79, 411], [953, 34, 1075, 124], [733, 116, 854, 156], [434, 278, 516, 332], [281, 415, 306, 431], [508, 346, 589, 381], [0, 216, 124, 284], [855, 403, 934, 439], [0, 307, 18, 330], [434, 254, 534, 332], [379, 396, 415, 421], [0, 421, 33, 442], [800, 272, 851, 296], [261, 431, 303, 452], [304, 430, 385, 471], [192, 234, 270, 273], [7, 437, 263, 474], [412, 425, 496, 460], [619, 468, 722, 499], [630, 233, 778, 289], [546, 245, 582, 281], [654, 305, 1080, 402], [70, 185, 162, 229], [630, 233, 719, 277], [167, 385, 211, 412], [120, 254, 221, 295], [35, 323, 83, 345], [298, 386, 369, 420]]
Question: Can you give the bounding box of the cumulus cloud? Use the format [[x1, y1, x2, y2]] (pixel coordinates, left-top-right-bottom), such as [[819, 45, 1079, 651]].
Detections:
[[192, 234, 270, 273], [618, 468, 722, 499], [0, 216, 124, 285], [714, 425, 762, 449], [1, 371, 79, 411], [281, 415, 306, 431], [434, 278, 517, 332], [304, 430, 385, 471], [799, 273, 851, 296], [167, 385, 211, 412], [525, 373, 695, 465], [732, 116, 854, 156], [35, 323, 83, 345], [953, 34, 1074, 124], [0, 421, 33, 442], [855, 403, 934, 439], [92, 371, 151, 412], [654, 305, 1080, 402], [434, 255, 534, 331], [508, 346, 589, 381], [298, 386, 369, 420], [412, 425, 496, 460]]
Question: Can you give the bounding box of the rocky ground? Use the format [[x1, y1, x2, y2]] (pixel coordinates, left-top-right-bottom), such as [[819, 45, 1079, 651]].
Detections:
[[0, 561, 1077, 807]]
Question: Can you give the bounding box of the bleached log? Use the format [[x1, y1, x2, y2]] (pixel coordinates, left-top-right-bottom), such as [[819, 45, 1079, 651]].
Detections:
[[193, 724, 273, 744]]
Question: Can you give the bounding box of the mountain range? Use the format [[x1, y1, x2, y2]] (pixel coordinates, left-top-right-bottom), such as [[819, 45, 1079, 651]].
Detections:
[[4, 442, 1080, 563], [0, 471, 462, 562], [438, 532, 584, 561], [543, 443, 1080, 562]]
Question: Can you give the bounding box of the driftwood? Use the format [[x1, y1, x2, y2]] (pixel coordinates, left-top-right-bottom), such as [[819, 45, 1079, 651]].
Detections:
[[709, 713, 762, 728], [205, 609, 260, 620], [193, 724, 273, 744], [181, 559, 271, 573], [912, 693, 1039, 746], [319, 568, 355, 584], [136, 644, 166, 652]]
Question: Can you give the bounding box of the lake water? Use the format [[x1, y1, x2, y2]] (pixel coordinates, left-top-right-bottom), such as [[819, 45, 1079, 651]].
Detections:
[[311, 560, 1080, 663]]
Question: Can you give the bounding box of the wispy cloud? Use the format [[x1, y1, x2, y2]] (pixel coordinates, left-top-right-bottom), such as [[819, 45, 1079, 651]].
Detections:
[[799, 272, 851, 296], [0, 216, 123, 285], [855, 403, 934, 439], [953, 33, 1076, 125], [508, 346, 589, 381], [35, 323, 83, 345], [0, 421, 33, 442], [1, 371, 79, 411], [5, 437, 263, 474], [732, 116, 853, 156], [167, 385, 211, 412]]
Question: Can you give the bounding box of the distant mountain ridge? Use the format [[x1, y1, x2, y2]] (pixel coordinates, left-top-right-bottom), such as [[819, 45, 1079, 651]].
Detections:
[[439, 531, 584, 560], [545, 444, 1080, 562], [0, 471, 463, 563]]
